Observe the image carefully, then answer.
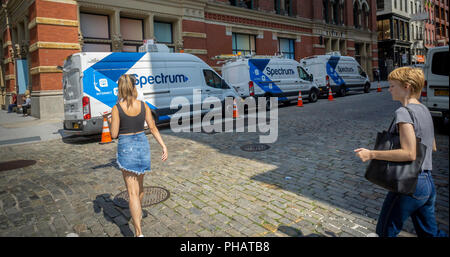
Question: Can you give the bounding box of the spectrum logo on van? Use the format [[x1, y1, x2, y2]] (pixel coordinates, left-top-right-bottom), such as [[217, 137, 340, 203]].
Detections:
[[265, 67, 295, 76], [134, 73, 188, 87]]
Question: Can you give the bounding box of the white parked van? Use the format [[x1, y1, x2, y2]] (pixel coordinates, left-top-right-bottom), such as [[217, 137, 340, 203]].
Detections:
[[299, 53, 371, 97], [221, 56, 319, 107], [62, 45, 240, 135], [421, 46, 449, 124]]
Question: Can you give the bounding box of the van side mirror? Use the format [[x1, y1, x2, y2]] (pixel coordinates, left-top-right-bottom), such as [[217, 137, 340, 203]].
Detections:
[[309, 74, 313, 81]]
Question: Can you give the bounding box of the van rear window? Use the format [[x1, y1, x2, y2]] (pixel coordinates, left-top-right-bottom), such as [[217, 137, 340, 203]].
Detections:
[[431, 51, 449, 76]]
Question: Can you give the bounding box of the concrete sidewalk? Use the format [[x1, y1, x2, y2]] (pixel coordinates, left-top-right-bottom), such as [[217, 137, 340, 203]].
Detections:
[[0, 110, 66, 146]]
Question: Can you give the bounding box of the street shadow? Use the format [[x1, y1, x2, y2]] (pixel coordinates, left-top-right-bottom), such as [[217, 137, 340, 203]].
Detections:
[[156, 94, 449, 236], [276, 225, 326, 237], [91, 158, 119, 170], [93, 193, 149, 237]]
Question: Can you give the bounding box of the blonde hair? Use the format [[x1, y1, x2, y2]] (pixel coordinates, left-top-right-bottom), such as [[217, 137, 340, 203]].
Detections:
[[388, 67, 425, 97], [117, 74, 137, 108]]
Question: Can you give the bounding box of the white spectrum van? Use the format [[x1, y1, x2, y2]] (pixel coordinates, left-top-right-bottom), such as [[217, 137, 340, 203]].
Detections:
[[421, 46, 449, 124], [62, 47, 240, 135], [299, 53, 371, 97], [221, 57, 319, 107]]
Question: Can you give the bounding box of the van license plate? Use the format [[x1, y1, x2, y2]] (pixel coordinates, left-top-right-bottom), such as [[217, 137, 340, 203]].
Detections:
[[434, 90, 448, 96], [73, 123, 79, 129]]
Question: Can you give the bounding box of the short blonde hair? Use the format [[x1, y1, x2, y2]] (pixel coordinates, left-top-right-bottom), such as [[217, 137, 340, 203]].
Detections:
[[388, 67, 425, 96]]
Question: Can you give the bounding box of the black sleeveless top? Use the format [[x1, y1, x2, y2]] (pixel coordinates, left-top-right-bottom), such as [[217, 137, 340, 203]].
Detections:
[[116, 101, 146, 134]]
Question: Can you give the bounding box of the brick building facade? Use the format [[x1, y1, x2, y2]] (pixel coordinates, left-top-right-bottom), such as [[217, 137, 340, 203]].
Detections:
[[1, 0, 378, 119]]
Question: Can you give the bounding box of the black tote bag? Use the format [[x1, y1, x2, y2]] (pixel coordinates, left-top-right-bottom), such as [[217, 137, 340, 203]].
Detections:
[[364, 107, 427, 195]]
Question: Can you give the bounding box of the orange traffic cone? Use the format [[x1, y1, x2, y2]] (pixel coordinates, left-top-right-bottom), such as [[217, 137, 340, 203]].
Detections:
[[377, 82, 382, 92], [100, 117, 112, 144], [297, 91, 304, 107], [328, 87, 334, 101], [233, 99, 239, 118]]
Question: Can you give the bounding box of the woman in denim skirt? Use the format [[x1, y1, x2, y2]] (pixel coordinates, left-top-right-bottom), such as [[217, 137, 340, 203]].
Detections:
[[106, 74, 168, 237], [354, 67, 447, 237]]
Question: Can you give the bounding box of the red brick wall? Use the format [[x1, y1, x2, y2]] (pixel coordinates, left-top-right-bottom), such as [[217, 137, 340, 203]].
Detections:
[[312, 0, 323, 20], [294, 0, 313, 19], [347, 40, 355, 56], [205, 23, 231, 67], [28, 0, 78, 92], [297, 35, 313, 59], [182, 20, 206, 33], [345, 0, 354, 27], [370, 0, 377, 32], [34, 0, 78, 20], [30, 25, 78, 45], [257, 0, 274, 12], [256, 31, 277, 55], [3, 27, 15, 93], [31, 73, 63, 91]]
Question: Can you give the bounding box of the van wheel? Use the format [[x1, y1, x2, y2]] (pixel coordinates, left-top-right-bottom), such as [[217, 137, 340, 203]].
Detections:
[[309, 89, 318, 103], [337, 86, 346, 97], [364, 83, 370, 93]]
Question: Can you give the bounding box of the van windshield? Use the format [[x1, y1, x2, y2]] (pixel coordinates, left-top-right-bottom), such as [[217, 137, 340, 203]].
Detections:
[[297, 66, 310, 80], [203, 70, 229, 89]]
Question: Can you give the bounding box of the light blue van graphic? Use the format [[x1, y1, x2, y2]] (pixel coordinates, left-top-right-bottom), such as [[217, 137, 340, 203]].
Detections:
[[326, 56, 345, 86], [82, 52, 161, 116], [248, 59, 288, 101]]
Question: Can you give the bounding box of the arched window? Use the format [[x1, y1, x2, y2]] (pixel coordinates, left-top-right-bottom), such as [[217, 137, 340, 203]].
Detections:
[[323, 0, 330, 23], [333, 1, 339, 24], [353, 2, 360, 28]]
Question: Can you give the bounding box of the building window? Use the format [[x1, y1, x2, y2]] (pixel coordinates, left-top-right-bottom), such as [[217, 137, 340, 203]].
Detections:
[[232, 33, 256, 56], [154, 21, 174, 52], [377, 19, 391, 40], [120, 17, 143, 52], [230, 0, 253, 9], [353, 2, 359, 28], [393, 19, 398, 39], [80, 12, 111, 52], [323, 0, 329, 23], [377, 0, 384, 10], [285, 0, 293, 16], [332, 1, 339, 24], [278, 38, 295, 59], [394, 0, 397, 9], [275, 0, 281, 14]]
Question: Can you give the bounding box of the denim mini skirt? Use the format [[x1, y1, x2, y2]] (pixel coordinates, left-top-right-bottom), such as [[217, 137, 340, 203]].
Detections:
[[116, 132, 151, 175]]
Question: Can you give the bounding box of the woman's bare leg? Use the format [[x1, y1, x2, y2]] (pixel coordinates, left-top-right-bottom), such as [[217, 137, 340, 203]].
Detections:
[[138, 174, 144, 205], [122, 170, 142, 236]]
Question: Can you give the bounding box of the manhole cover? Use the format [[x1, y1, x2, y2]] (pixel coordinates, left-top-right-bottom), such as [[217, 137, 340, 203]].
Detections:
[[0, 160, 37, 172], [113, 186, 170, 208], [240, 143, 270, 152]]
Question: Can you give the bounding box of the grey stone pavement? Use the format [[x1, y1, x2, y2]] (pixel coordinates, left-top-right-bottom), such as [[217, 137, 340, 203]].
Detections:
[[0, 82, 448, 237]]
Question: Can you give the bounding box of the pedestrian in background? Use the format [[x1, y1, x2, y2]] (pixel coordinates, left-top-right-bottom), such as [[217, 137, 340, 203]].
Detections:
[[17, 91, 31, 116], [7, 93, 17, 113], [354, 67, 447, 237], [106, 74, 168, 237]]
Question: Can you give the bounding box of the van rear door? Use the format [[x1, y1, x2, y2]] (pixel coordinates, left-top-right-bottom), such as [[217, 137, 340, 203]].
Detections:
[[63, 54, 83, 121], [426, 49, 449, 112]]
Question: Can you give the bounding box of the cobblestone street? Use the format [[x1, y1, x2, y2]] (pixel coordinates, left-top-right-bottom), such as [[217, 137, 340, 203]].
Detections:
[[0, 90, 448, 237]]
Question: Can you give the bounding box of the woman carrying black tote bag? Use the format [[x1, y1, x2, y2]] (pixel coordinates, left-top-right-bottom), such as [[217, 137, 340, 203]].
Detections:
[[354, 67, 447, 238]]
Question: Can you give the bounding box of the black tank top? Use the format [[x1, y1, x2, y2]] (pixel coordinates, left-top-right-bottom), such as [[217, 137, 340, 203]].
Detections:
[[116, 101, 146, 134]]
